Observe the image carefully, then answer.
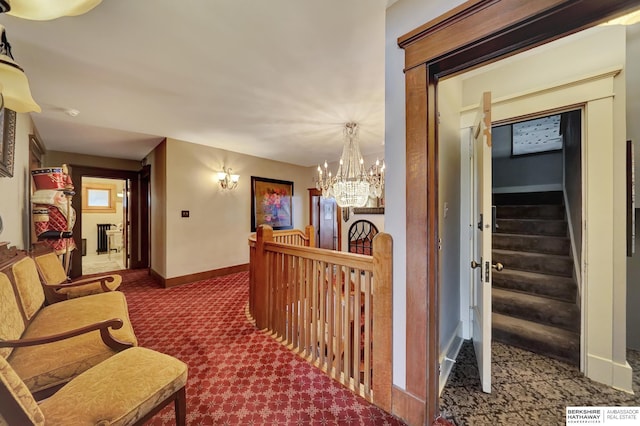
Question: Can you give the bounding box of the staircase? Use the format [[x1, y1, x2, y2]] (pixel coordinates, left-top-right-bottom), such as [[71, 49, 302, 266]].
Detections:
[[491, 191, 580, 365]]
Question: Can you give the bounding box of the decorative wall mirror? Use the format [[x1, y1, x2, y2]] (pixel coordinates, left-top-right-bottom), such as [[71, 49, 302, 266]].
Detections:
[[0, 108, 17, 178]]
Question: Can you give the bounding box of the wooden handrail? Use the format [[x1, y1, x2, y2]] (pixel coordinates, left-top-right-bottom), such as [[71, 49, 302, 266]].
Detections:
[[247, 224, 392, 411], [264, 242, 374, 270], [248, 225, 314, 247]]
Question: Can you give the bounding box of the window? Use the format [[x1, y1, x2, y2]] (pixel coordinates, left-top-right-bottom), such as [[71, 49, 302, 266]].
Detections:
[[82, 183, 116, 213]]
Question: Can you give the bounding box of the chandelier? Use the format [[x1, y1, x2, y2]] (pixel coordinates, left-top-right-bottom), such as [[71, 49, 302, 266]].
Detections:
[[316, 122, 385, 208]]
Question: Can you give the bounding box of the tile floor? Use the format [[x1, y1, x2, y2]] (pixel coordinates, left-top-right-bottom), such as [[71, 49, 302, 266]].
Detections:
[[81, 251, 126, 275]]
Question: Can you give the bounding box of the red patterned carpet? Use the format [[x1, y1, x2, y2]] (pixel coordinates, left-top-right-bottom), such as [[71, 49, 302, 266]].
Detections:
[[120, 269, 405, 425]]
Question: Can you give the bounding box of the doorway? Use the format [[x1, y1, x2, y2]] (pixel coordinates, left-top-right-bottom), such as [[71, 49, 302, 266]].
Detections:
[[398, 1, 639, 423], [69, 165, 150, 278], [308, 188, 341, 250], [81, 176, 128, 274], [490, 109, 582, 367], [428, 20, 634, 426]]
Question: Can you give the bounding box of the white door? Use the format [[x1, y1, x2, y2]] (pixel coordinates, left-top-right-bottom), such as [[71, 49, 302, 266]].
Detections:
[[471, 92, 493, 393]]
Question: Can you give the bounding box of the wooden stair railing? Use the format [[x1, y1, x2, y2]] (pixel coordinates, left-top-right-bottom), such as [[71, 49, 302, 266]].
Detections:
[[247, 225, 392, 412]]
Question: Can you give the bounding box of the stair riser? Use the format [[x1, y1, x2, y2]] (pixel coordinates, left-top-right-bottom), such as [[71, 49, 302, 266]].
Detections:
[[493, 191, 564, 206], [493, 251, 573, 277], [496, 219, 567, 237], [496, 205, 565, 220], [493, 274, 576, 303], [493, 234, 570, 255], [493, 327, 579, 365], [492, 297, 579, 332]]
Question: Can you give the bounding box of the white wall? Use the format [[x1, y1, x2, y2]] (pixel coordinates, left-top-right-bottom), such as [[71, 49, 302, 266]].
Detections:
[[492, 125, 563, 192], [438, 72, 462, 389], [0, 113, 33, 249], [163, 138, 314, 279], [385, 0, 466, 390], [80, 177, 125, 255]]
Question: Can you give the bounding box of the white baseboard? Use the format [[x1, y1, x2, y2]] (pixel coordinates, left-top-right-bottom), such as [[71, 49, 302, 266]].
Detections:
[[439, 322, 464, 396], [492, 183, 563, 194], [586, 353, 634, 393]]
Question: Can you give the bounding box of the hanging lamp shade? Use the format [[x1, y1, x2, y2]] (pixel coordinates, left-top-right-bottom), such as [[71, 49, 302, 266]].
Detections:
[[6, 0, 102, 21], [0, 25, 40, 113]]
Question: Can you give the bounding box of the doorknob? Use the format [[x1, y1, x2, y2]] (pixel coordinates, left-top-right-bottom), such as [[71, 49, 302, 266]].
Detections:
[[492, 262, 504, 272], [471, 260, 481, 269]]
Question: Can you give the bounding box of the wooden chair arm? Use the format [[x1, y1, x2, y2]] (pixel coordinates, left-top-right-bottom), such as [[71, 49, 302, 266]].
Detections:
[[51, 275, 117, 293], [0, 318, 133, 351]]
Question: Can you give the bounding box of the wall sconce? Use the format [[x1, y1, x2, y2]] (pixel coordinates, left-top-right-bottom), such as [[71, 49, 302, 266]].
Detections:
[[217, 167, 239, 190]]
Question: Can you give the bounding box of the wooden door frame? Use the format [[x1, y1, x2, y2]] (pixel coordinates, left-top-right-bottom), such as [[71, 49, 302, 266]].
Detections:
[[68, 165, 149, 278], [396, 1, 640, 424]]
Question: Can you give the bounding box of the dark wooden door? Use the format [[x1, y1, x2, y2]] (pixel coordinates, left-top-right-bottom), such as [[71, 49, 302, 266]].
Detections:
[[130, 165, 150, 269]]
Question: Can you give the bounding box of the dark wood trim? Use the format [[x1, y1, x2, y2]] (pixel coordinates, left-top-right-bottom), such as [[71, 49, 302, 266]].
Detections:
[[131, 165, 151, 269], [628, 140, 634, 257], [397, 0, 640, 424], [163, 263, 250, 289], [149, 267, 165, 287], [391, 386, 427, 426], [68, 165, 149, 278], [403, 65, 429, 401]]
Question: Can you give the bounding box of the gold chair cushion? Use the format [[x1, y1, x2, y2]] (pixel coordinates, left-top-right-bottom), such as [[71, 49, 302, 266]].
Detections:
[[57, 274, 123, 299], [0, 273, 25, 359], [33, 252, 68, 285], [7, 291, 138, 394], [0, 355, 45, 426], [39, 347, 187, 426], [11, 257, 45, 321]]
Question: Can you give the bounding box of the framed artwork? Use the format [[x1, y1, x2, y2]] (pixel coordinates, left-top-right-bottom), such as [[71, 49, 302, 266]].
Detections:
[[511, 114, 563, 156], [251, 176, 293, 232], [0, 108, 17, 177], [82, 183, 117, 213]]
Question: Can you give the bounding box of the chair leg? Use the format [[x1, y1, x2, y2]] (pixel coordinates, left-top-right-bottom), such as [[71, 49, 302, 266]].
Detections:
[[175, 386, 187, 426]]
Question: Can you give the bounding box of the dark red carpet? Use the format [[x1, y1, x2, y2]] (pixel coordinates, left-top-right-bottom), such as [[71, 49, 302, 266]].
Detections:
[[120, 269, 405, 425]]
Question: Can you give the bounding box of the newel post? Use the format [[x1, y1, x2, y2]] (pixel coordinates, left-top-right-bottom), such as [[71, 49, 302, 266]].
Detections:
[[372, 232, 393, 412], [255, 225, 273, 329], [305, 225, 315, 247]]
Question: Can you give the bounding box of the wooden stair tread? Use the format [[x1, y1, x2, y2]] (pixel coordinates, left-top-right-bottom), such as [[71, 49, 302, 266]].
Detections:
[[492, 268, 576, 302], [492, 312, 579, 365], [492, 288, 579, 332]]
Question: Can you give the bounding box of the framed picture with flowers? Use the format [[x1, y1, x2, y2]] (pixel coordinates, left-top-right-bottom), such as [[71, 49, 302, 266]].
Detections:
[[250, 176, 294, 232]]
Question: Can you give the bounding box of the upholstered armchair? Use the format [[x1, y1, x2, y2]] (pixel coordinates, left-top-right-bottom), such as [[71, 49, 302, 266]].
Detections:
[[0, 346, 187, 426], [33, 251, 122, 303]]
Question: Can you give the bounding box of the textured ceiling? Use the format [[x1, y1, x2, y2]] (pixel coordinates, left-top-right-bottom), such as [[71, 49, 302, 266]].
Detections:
[[0, 0, 387, 165]]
